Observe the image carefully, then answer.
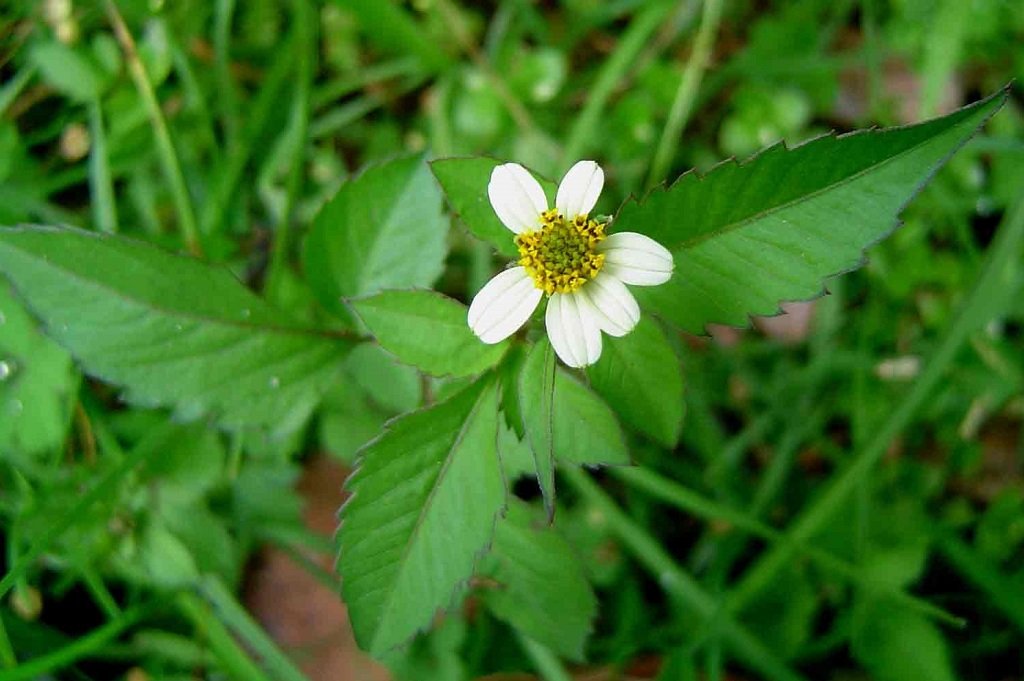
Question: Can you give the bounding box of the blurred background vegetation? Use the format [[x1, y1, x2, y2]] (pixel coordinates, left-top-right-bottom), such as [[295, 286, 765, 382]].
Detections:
[[0, 0, 1022, 679]]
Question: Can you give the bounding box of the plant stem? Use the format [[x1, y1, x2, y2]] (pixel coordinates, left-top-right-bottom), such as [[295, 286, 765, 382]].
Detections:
[[561, 2, 674, 166], [517, 632, 574, 681], [722, 188, 1024, 618], [646, 0, 724, 190], [104, 0, 202, 256], [934, 526, 1024, 636], [87, 99, 118, 232], [197, 575, 311, 681], [0, 603, 156, 681], [562, 468, 808, 681], [612, 466, 964, 627], [177, 593, 274, 681], [265, 0, 314, 300], [0, 422, 178, 602]]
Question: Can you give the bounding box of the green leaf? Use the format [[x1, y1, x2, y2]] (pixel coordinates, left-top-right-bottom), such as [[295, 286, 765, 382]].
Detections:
[[617, 89, 1007, 333], [0, 226, 350, 434], [518, 339, 557, 518], [305, 155, 448, 319], [0, 284, 76, 458], [852, 601, 956, 681], [338, 379, 506, 656], [352, 289, 508, 377], [345, 343, 422, 412], [30, 42, 104, 102], [552, 368, 629, 468], [480, 499, 597, 661], [431, 157, 555, 258], [586, 318, 683, 447]]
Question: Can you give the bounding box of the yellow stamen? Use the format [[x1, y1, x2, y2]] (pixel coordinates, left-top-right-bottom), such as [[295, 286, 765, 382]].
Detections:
[[515, 208, 606, 294]]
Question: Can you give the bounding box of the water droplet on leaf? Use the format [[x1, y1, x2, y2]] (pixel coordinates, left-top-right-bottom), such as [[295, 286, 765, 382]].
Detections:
[[268, 376, 280, 389]]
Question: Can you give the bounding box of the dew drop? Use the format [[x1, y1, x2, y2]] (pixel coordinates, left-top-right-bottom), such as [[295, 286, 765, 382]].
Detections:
[[174, 323, 184, 331], [241, 308, 251, 319], [0, 360, 13, 381], [9, 399, 23, 414], [268, 376, 280, 389]]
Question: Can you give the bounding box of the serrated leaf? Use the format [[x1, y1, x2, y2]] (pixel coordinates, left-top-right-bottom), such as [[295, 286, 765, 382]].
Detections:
[[0, 226, 350, 434], [616, 89, 1007, 333], [352, 289, 508, 377], [480, 499, 597, 660], [518, 339, 557, 519], [338, 379, 505, 656], [431, 157, 555, 257], [305, 155, 448, 319], [586, 318, 683, 447], [520, 350, 630, 466]]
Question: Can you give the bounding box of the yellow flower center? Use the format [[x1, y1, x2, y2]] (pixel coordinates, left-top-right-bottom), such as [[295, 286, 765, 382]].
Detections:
[[515, 209, 606, 294]]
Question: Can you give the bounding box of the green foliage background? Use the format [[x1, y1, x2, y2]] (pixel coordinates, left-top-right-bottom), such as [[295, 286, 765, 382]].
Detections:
[[0, 1, 1023, 680]]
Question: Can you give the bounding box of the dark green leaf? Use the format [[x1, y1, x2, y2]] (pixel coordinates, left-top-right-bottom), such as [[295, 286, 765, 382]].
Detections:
[[305, 155, 448, 319], [352, 289, 508, 377], [481, 499, 597, 660], [616, 90, 1007, 333], [0, 226, 350, 434], [587, 318, 683, 447], [338, 379, 505, 656], [431, 157, 555, 257]]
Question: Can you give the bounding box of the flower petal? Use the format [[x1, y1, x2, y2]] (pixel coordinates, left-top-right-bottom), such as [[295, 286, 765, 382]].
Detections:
[[599, 231, 674, 286], [555, 160, 604, 218], [578, 271, 640, 337], [488, 163, 548, 234], [546, 292, 602, 368], [468, 267, 542, 344]]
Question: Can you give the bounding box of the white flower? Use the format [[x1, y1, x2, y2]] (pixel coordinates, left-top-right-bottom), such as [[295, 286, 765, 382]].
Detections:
[[468, 160, 674, 368]]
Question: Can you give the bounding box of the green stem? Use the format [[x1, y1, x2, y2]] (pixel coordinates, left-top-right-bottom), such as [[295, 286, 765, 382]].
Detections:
[[645, 0, 723, 190], [105, 0, 202, 256], [723, 188, 1024, 618], [516, 632, 573, 681], [266, 0, 314, 300], [213, 0, 241, 150], [197, 575, 311, 681], [561, 2, 673, 166], [612, 466, 964, 627], [562, 468, 807, 681], [0, 423, 177, 602], [0, 603, 156, 681], [177, 593, 274, 681], [87, 99, 118, 233], [0, 67, 34, 117], [0, 615, 16, 669], [933, 527, 1024, 636]]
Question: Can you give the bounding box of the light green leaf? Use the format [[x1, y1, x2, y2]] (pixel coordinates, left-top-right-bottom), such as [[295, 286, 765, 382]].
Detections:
[[518, 339, 557, 518], [344, 342, 422, 412], [352, 289, 508, 377], [617, 89, 1007, 333], [514, 341, 629, 487], [305, 155, 447, 319], [431, 157, 555, 257], [552, 368, 629, 468], [338, 379, 505, 656], [31, 42, 104, 102], [586, 318, 683, 447], [480, 499, 597, 661], [0, 226, 350, 434], [0, 284, 76, 458]]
